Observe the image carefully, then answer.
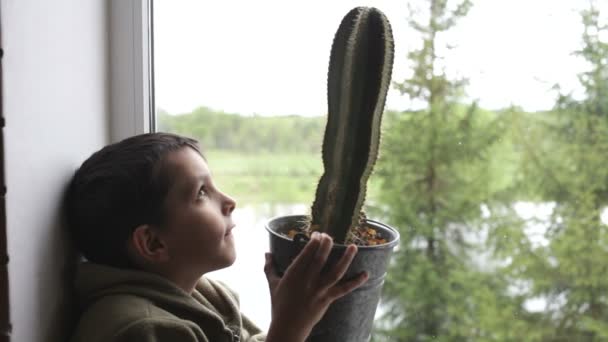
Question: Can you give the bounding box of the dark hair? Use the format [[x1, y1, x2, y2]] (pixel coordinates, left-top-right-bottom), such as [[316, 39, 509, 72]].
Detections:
[[65, 132, 202, 268]]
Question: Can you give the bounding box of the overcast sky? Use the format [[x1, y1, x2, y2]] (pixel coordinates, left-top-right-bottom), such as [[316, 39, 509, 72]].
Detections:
[[153, 0, 604, 116]]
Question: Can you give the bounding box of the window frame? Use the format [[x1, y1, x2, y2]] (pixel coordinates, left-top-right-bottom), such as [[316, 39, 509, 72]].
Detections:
[[108, 0, 155, 142]]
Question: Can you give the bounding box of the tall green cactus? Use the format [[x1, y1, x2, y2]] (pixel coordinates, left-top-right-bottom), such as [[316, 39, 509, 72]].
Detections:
[[310, 7, 394, 244]]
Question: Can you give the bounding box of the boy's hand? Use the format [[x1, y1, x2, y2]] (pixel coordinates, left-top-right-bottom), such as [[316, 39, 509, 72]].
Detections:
[[263, 232, 369, 342]]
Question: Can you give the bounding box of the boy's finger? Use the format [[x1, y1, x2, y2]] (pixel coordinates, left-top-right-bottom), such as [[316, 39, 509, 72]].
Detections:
[[264, 253, 280, 284], [284, 232, 321, 277], [320, 244, 358, 288], [327, 271, 369, 300], [307, 234, 333, 284]]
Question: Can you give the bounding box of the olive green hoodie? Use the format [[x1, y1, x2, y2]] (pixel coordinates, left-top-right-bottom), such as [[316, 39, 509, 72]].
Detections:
[[70, 262, 266, 342]]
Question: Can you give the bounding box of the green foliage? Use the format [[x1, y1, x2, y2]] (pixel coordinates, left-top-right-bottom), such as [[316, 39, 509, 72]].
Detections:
[[497, 3, 608, 339], [157, 106, 324, 154], [376, 105, 519, 341], [157, 107, 326, 204], [374, 0, 608, 340], [156, 107, 387, 206], [373, 0, 524, 339], [205, 150, 321, 204]]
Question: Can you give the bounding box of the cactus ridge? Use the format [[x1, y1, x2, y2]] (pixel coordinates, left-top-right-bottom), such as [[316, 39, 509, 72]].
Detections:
[[310, 7, 394, 243]]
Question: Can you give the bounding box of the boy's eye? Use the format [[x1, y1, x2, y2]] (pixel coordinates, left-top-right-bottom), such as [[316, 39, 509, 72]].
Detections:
[[197, 186, 208, 199]]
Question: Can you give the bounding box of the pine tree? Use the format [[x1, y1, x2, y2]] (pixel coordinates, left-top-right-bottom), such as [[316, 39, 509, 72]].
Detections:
[[507, 2, 608, 340], [373, 0, 519, 340]]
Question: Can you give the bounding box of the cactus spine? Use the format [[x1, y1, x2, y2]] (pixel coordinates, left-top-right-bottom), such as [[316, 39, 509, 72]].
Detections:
[[310, 7, 394, 244]]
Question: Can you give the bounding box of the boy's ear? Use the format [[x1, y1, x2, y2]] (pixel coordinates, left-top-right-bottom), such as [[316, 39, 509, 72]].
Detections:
[[129, 224, 170, 263]]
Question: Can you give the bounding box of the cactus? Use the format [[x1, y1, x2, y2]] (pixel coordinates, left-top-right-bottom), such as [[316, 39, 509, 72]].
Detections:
[[309, 7, 394, 244]]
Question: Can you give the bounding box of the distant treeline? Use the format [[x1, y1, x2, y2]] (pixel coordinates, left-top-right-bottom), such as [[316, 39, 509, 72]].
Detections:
[[157, 107, 326, 153], [156, 105, 516, 153]]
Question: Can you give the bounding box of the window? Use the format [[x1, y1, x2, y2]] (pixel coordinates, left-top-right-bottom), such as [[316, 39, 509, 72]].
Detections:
[[151, 0, 608, 339]]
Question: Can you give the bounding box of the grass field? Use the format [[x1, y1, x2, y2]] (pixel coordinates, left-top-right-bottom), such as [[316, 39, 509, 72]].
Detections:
[[205, 150, 383, 205], [205, 150, 322, 204]]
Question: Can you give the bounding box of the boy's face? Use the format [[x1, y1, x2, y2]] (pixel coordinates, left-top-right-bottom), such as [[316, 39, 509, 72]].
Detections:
[[157, 147, 237, 276]]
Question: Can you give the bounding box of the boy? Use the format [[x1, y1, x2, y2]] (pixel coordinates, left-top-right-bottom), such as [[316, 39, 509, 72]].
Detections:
[[65, 132, 368, 342]]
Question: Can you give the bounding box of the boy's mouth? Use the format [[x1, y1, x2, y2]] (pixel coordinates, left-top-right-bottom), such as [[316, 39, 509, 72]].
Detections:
[[225, 224, 235, 236]]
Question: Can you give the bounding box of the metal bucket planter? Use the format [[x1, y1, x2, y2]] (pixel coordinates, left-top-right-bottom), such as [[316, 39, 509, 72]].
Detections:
[[266, 215, 400, 342]]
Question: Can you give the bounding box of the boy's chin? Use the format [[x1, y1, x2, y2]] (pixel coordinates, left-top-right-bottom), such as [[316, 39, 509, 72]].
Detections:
[[215, 250, 237, 270], [225, 250, 237, 267]]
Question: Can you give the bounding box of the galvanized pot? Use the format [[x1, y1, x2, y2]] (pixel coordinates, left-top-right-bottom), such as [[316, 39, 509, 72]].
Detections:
[[266, 215, 400, 342]]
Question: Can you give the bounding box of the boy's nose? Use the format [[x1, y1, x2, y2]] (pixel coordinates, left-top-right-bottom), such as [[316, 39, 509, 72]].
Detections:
[[222, 193, 236, 215]]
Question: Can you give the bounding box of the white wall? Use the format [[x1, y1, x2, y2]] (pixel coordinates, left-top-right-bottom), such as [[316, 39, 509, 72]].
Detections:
[[1, 1, 109, 341]]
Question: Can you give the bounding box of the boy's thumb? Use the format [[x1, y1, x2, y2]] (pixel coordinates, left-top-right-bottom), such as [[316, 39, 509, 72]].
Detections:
[[264, 253, 279, 280]]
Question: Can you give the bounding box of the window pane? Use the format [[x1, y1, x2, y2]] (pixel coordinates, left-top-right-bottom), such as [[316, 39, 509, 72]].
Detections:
[[153, 0, 608, 338]]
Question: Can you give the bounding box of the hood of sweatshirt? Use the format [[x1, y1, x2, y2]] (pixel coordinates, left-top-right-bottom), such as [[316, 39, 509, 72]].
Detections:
[[74, 262, 249, 339]]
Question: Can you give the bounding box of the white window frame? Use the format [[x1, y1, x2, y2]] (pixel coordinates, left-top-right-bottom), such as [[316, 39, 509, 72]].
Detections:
[[108, 0, 155, 143]]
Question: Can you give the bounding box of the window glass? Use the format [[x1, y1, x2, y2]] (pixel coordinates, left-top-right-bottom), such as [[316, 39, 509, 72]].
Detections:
[[153, 0, 608, 338]]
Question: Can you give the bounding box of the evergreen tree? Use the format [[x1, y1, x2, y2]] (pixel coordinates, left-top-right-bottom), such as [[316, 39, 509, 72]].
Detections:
[[507, 2, 608, 340], [373, 0, 518, 340]]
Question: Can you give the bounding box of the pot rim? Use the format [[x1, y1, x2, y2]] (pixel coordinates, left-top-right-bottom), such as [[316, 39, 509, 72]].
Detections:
[[265, 214, 400, 249]]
